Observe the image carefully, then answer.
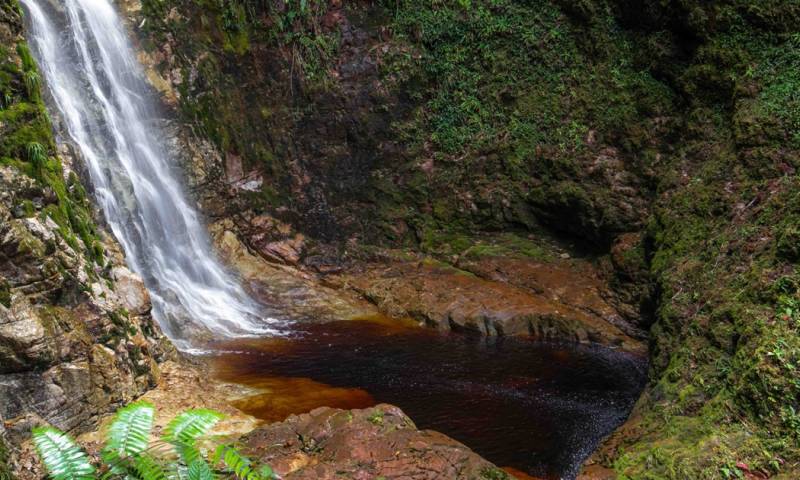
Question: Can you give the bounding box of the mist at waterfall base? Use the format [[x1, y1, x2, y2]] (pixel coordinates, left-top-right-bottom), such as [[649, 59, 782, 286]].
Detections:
[[20, 0, 282, 348]]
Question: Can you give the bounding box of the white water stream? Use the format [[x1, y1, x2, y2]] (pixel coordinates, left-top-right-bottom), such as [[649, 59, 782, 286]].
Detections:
[[20, 0, 280, 348]]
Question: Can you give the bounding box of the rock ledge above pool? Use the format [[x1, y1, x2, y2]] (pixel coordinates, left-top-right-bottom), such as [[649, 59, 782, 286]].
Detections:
[[240, 403, 516, 480]]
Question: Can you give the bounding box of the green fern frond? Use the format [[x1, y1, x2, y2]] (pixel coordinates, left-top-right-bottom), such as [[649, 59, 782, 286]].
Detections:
[[101, 440, 178, 478], [102, 401, 155, 459], [214, 445, 274, 480], [174, 441, 204, 467], [214, 445, 253, 479], [162, 409, 223, 446], [130, 453, 170, 480], [31, 427, 95, 480], [187, 459, 216, 480], [257, 465, 275, 479]]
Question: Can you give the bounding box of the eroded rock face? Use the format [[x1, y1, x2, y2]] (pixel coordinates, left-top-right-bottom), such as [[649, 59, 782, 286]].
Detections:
[[241, 404, 512, 480], [0, 195, 172, 458], [211, 216, 645, 353], [337, 257, 645, 354], [210, 222, 378, 323]]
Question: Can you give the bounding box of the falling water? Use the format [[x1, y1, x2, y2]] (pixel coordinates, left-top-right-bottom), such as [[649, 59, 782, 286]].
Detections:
[[20, 0, 280, 348]]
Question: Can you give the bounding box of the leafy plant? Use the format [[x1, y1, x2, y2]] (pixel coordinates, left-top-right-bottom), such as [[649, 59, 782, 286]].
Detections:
[[32, 402, 276, 480], [162, 408, 224, 466], [163, 408, 223, 445], [100, 401, 154, 468], [31, 427, 96, 480], [25, 141, 48, 172], [16, 43, 37, 71], [214, 445, 274, 480], [23, 70, 40, 99], [25, 141, 48, 174], [17, 42, 41, 99], [0, 91, 12, 109]]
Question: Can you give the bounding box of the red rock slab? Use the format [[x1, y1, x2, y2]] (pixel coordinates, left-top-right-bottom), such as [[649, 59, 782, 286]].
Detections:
[[342, 261, 645, 354], [241, 404, 514, 480]]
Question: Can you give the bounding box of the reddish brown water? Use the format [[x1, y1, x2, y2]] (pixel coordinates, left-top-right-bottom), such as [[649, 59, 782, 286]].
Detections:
[[208, 320, 646, 480]]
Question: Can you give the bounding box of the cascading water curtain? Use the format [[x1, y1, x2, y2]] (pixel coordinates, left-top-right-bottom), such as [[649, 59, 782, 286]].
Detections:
[[20, 0, 283, 349]]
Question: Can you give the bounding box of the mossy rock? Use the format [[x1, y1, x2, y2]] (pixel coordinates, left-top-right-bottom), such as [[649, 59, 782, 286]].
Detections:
[[777, 224, 800, 262]]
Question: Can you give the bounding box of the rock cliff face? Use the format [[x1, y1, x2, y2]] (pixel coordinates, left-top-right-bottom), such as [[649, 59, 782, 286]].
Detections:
[[118, 0, 652, 352], [127, 0, 800, 478], [125, 0, 660, 251], [0, 0, 171, 473]]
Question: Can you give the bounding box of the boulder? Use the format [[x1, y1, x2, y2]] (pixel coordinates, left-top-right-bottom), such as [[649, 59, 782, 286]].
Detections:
[[111, 267, 151, 315], [241, 404, 512, 480]]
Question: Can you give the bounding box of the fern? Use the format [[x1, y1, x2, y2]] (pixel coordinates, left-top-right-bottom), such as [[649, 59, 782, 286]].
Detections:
[[214, 445, 274, 480], [103, 441, 176, 480], [187, 460, 216, 480], [257, 465, 275, 479], [162, 409, 223, 446], [214, 445, 253, 479], [31, 427, 95, 480], [162, 409, 223, 471], [130, 452, 169, 480], [103, 401, 155, 459], [102, 401, 155, 475], [257, 465, 275, 480], [174, 441, 204, 468], [32, 404, 271, 480]]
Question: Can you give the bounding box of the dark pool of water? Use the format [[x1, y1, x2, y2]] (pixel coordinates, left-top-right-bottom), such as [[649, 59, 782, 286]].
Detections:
[[208, 321, 647, 480]]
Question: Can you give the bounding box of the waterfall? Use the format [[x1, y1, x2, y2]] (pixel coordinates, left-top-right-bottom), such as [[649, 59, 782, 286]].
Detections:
[[20, 0, 280, 349]]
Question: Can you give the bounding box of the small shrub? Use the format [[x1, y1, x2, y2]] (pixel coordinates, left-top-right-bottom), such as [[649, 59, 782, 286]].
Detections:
[[25, 141, 47, 174], [23, 70, 40, 99]]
